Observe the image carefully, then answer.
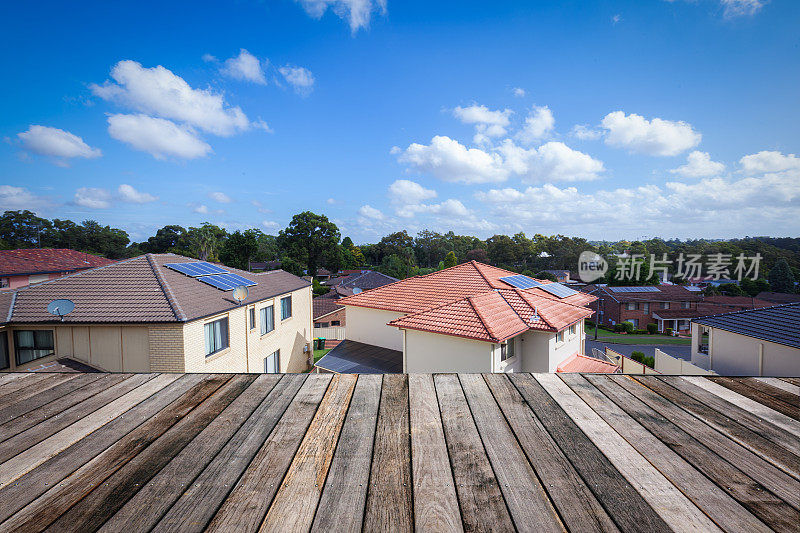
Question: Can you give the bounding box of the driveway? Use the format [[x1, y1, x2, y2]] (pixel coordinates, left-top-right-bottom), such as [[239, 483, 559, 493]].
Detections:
[[585, 340, 692, 361]]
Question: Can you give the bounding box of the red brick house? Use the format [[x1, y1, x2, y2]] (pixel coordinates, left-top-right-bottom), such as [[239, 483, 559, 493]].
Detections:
[[584, 285, 703, 333], [0, 249, 115, 289]]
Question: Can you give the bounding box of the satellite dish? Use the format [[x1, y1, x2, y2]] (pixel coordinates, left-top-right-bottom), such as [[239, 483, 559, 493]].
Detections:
[[352, 288, 362, 294], [47, 299, 75, 322], [232, 285, 249, 304]]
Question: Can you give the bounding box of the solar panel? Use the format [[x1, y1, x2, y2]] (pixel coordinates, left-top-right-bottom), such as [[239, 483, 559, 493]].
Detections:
[[685, 286, 703, 291], [608, 286, 661, 293], [499, 275, 542, 290], [198, 273, 258, 291], [165, 262, 228, 277], [539, 282, 578, 298]]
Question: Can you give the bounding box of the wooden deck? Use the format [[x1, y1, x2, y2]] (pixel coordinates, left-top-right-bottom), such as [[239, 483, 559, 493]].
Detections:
[[0, 372, 797, 532]]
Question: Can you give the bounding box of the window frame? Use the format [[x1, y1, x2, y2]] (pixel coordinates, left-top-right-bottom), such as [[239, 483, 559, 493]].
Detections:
[[204, 318, 229, 357], [500, 338, 515, 361], [569, 324, 576, 335], [331, 320, 341, 326], [249, 307, 256, 330], [14, 329, 55, 366], [626, 302, 637, 311], [556, 331, 565, 343], [0, 331, 9, 370], [260, 305, 275, 336], [280, 295, 292, 320], [264, 349, 280, 373]]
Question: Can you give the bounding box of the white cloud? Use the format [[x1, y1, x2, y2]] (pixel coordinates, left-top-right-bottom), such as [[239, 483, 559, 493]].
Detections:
[[388, 179, 437, 205], [91, 60, 250, 136], [326, 198, 336, 205], [202, 54, 218, 63], [670, 151, 725, 178], [118, 184, 158, 203], [721, 0, 764, 18], [262, 220, 279, 230], [601, 111, 701, 156], [515, 105, 555, 145], [397, 135, 508, 184], [74, 187, 112, 209], [209, 191, 233, 203], [498, 140, 604, 182], [279, 65, 315, 95], [0, 186, 50, 211], [739, 150, 800, 175], [296, 0, 386, 32], [221, 49, 267, 84], [453, 104, 513, 143], [193, 204, 209, 214], [17, 125, 101, 163], [107, 114, 211, 160], [358, 204, 385, 220], [512, 87, 526, 98], [570, 124, 602, 141]]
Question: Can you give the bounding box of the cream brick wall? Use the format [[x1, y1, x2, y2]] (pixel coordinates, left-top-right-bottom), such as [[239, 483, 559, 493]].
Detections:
[[148, 325, 185, 372]]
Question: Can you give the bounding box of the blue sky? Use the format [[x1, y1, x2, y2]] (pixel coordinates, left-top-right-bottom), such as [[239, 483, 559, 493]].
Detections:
[[1, 0, 798, 243]]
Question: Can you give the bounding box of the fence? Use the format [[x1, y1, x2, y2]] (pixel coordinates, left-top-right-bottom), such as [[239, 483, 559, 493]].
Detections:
[[654, 348, 715, 375], [313, 326, 345, 340]]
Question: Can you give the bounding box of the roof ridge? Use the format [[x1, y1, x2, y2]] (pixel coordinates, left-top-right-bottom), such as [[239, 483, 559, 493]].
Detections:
[[498, 289, 531, 325], [6, 291, 17, 323], [514, 289, 556, 330], [146, 254, 187, 321], [466, 295, 500, 342], [696, 300, 799, 320]]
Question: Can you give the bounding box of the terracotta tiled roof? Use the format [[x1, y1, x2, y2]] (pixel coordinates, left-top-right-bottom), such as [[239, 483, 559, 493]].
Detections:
[[0, 248, 115, 276], [595, 284, 702, 303], [557, 353, 619, 373], [2, 253, 309, 324]]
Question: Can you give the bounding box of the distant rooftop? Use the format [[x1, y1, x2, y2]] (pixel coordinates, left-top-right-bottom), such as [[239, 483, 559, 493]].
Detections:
[[0, 248, 114, 277], [693, 302, 800, 349]]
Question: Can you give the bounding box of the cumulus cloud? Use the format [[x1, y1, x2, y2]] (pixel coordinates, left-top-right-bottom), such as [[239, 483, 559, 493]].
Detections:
[[326, 198, 336, 205], [17, 125, 101, 163], [193, 204, 209, 214], [221, 49, 267, 84], [721, 0, 764, 17], [91, 60, 250, 136], [279, 65, 315, 96], [739, 150, 800, 175], [107, 114, 211, 160], [262, 220, 279, 230], [512, 87, 526, 98], [209, 191, 233, 203], [601, 111, 701, 156], [453, 104, 513, 143], [669, 151, 725, 178], [118, 184, 158, 203], [296, 0, 387, 32], [397, 136, 508, 184], [0, 186, 50, 211], [358, 204, 385, 220], [515, 105, 555, 145], [388, 179, 437, 205], [74, 187, 112, 209], [498, 140, 604, 182], [570, 124, 602, 141]]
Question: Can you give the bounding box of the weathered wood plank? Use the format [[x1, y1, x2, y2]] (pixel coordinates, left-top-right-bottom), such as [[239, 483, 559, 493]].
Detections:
[[508, 373, 672, 533], [708, 377, 798, 420], [0, 373, 177, 488], [459, 374, 563, 532], [405, 374, 462, 533], [633, 375, 800, 479], [97, 375, 281, 532], [0, 373, 53, 399], [740, 377, 800, 405], [435, 373, 513, 533], [0, 374, 229, 532], [683, 376, 800, 437], [0, 373, 76, 405], [312, 374, 382, 533], [610, 374, 800, 510], [45, 374, 247, 533], [261, 374, 357, 533], [363, 374, 414, 533], [563, 374, 772, 533], [484, 374, 618, 533], [201, 374, 331, 533], [659, 376, 799, 456], [780, 377, 800, 387], [0, 374, 204, 525], [754, 377, 800, 396], [0, 373, 156, 462], [0, 373, 35, 389], [588, 374, 799, 532], [0, 373, 104, 425]]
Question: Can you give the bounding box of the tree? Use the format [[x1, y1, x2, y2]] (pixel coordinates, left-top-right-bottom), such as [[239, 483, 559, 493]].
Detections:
[[465, 248, 489, 263], [188, 223, 226, 261], [442, 251, 457, 269], [0, 210, 51, 248], [535, 270, 558, 282], [741, 277, 770, 297], [143, 225, 187, 254], [768, 258, 796, 293], [486, 235, 519, 266], [219, 230, 259, 270], [277, 211, 341, 277]]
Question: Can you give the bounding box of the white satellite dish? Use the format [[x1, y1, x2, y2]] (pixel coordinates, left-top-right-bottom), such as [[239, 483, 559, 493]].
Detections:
[[47, 299, 75, 322], [232, 285, 249, 304], [352, 288, 362, 294]]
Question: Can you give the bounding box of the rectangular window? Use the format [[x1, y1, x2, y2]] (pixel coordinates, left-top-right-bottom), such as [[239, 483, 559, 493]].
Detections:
[[281, 296, 292, 320], [331, 320, 341, 326], [626, 302, 637, 311], [14, 330, 54, 365], [500, 339, 515, 361], [260, 305, 275, 335], [641, 302, 650, 313], [569, 324, 576, 335], [204, 318, 229, 356], [556, 331, 564, 343], [0, 332, 9, 370], [264, 350, 280, 373], [660, 302, 669, 309], [681, 301, 690, 309], [628, 319, 639, 328], [314, 322, 322, 328], [249, 308, 256, 330]]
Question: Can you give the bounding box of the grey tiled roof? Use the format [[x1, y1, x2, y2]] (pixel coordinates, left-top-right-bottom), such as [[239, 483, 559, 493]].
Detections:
[[693, 302, 800, 349]]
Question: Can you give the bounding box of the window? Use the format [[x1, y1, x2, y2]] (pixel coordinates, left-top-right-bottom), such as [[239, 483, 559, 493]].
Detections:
[[569, 324, 576, 335], [626, 302, 637, 311], [0, 278, 8, 288], [260, 305, 275, 335], [14, 330, 54, 365], [331, 320, 341, 326], [660, 302, 669, 309], [204, 318, 229, 356], [500, 339, 515, 361], [556, 331, 564, 343], [264, 350, 280, 373], [249, 308, 256, 330], [641, 302, 649, 313], [681, 301, 690, 309], [0, 332, 8, 370], [281, 296, 292, 320], [627, 319, 639, 328]]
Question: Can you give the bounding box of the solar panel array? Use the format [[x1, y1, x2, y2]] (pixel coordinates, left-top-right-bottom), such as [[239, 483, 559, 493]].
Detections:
[[607, 286, 661, 293], [539, 282, 578, 298], [165, 262, 228, 277], [198, 273, 258, 291], [685, 286, 703, 291], [499, 275, 542, 290]]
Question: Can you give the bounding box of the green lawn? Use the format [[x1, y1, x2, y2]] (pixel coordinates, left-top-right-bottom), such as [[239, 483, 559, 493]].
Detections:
[[585, 326, 691, 345], [313, 348, 331, 363]]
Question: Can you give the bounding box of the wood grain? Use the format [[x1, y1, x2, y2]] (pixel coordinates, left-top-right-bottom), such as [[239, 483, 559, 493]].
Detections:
[[708, 377, 798, 420]]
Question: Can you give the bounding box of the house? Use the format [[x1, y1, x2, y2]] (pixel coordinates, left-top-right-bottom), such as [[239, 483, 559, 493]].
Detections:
[[0, 248, 115, 289], [691, 303, 800, 376], [757, 291, 800, 304], [0, 254, 312, 373], [313, 270, 398, 330], [543, 269, 570, 283], [651, 295, 775, 334], [584, 284, 703, 332], [248, 259, 282, 272], [315, 261, 597, 374]]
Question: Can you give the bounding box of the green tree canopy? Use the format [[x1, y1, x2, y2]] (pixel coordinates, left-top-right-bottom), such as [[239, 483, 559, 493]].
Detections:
[[277, 211, 341, 277], [219, 230, 259, 270], [768, 258, 796, 293]]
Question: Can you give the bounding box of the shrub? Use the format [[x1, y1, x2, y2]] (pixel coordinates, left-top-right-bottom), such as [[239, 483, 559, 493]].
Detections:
[[622, 321, 635, 334], [633, 329, 649, 335], [665, 327, 673, 336], [585, 320, 595, 329], [631, 351, 645, 363], [613, 323, 626, 333], [644, 356, 655, 368], [599, 324, 615, 332], [646, 323, 658, 335]]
